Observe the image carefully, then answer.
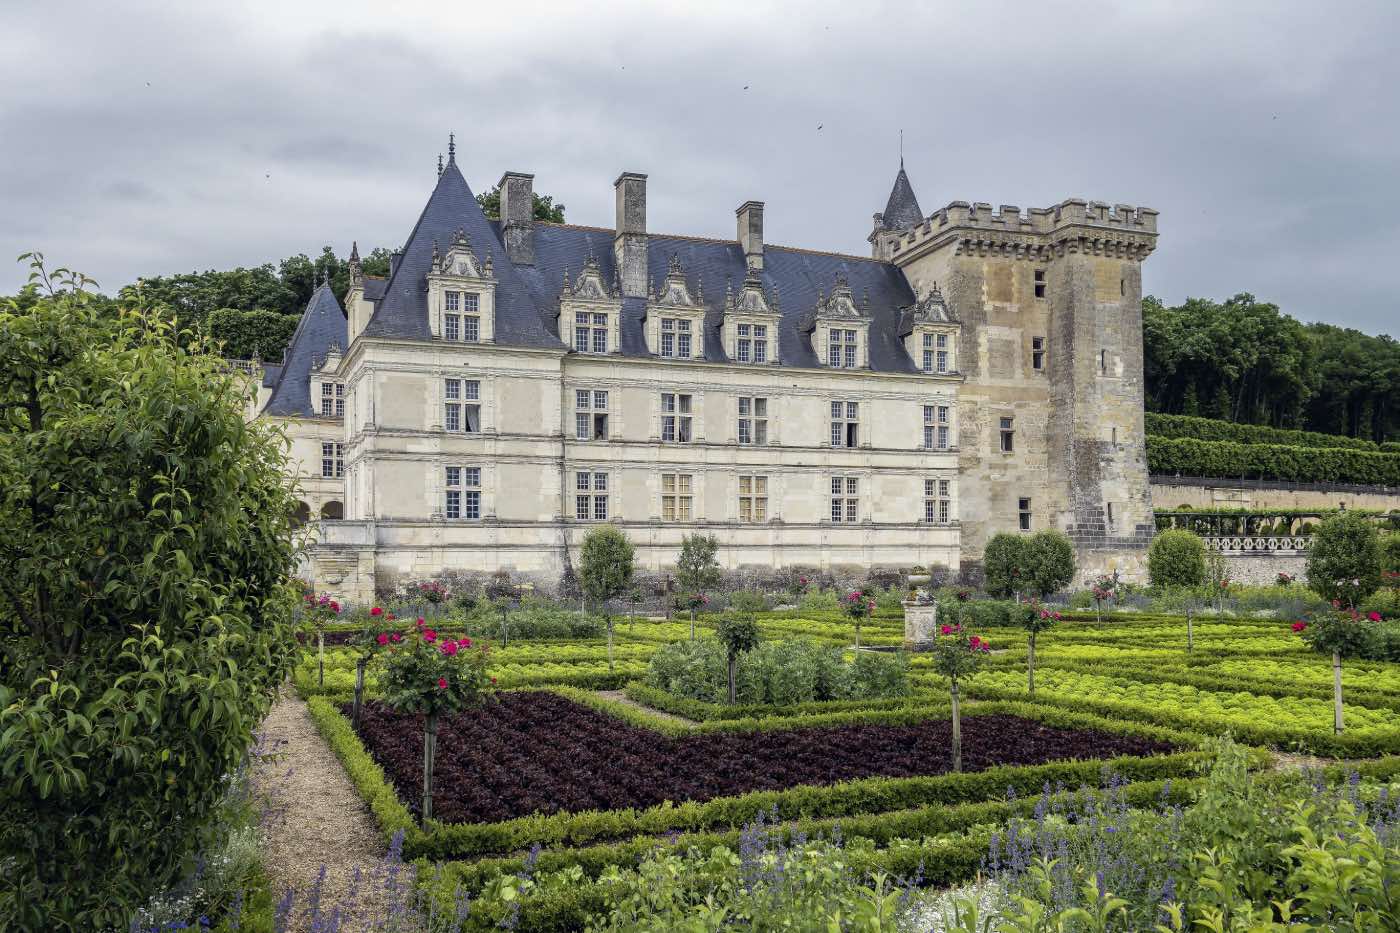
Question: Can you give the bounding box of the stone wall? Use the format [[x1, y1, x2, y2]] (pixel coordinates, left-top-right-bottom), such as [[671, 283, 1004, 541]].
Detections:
[[1220, 553, 1309, 586], [1150, 476, 1400, 513]]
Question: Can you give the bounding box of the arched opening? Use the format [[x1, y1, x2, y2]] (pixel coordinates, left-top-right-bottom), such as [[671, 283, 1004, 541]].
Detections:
[[292, 501, 312, 526], [320, 500, 344, 520]]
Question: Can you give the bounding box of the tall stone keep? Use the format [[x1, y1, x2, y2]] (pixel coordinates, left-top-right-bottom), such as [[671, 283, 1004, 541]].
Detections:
[[884, 190, 1158, 579]]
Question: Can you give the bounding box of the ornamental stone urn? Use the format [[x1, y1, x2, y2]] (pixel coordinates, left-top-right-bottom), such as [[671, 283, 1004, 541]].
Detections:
[[903, 569, 937, 651]]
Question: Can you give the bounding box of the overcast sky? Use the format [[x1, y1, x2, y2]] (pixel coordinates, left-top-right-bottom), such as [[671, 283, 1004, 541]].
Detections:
[[2, 0, 1397, 334]]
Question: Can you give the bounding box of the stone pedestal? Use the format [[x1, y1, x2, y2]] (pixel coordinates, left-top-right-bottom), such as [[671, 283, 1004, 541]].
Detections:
[[903, 600, 938, 651]]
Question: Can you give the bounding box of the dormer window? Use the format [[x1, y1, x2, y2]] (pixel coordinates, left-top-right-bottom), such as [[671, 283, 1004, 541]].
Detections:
[[807, 273, 870, 370], [319, 382, 344, 418], [903, 284, 960, 376], [646, 255, 705, 360], [659, 318, 691, 358], [428, 229, 496, 343], [722, 270, 780, 364], [829, 328, 859, 368], [736, 323, 768, 363], [560, 255, 621, 356]]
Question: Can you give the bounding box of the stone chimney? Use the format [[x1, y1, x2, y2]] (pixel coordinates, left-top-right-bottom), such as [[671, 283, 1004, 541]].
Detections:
[[736, 200, 764, 272], [389, 249, 403, 279], [498, 171, 535, 264], [613, 172, 648, 298]]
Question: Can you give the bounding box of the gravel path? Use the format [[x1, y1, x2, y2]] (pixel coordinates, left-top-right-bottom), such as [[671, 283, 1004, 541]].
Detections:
[[596, 689, 699, 727], [252, 689, 392, 929]]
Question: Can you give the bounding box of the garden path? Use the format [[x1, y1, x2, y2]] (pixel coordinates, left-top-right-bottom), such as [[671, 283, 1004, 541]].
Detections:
[[253, 689, 389, 929], [596, 689, 699, 727]]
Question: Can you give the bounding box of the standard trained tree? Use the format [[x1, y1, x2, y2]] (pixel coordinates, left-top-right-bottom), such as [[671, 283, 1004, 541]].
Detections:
[[0, 257, 302, 929], [714, 613, 760, 704], [983, 532, 1032, 600], [676, 533, 722, 640], [1306, 511, 1383, 609], [1027, 529, 1076, 599], [580, 524, 636, 669], [1148, 529, 1207, 589]]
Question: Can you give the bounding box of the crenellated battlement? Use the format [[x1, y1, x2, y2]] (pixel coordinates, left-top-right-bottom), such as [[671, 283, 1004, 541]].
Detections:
[[887, 197, 1158, 263]]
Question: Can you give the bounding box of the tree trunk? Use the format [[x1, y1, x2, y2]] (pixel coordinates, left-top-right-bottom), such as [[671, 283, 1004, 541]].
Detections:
[[1187, 612, 1194, 654], [855, 617, 862, 650], [500, 606, 509, 648], [422, 711, 438, 824], [1095, 600, 1102, 625], [317, 631, 325, 687], [607, 617, 615, 671], [951, 680, 963, 773], [1027, 633, 1036, 697], [1333, 651, 1344, 735], [728, 654, 737, 705], [690, 608, 696, 641], [352, 657, 366, 730]]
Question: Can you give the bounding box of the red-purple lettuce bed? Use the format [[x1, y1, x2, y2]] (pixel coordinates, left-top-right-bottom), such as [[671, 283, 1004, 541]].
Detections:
[[349, 691, 1173, 824]]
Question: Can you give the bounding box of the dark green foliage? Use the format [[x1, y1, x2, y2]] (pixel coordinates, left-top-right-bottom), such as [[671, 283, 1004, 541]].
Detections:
[[982, 532, 1032, 598], [714, 614, 760, 658], [0, 259, 301, 929], [1026, 529, 1075, 597], [579, 525, 635, 615], [1146, 435, 1400, 485], [475, 185, 567, 223], [675, 533, 722, 597], [206, 307, 300, 361], [1146, 412, 1381, 451], [1148, 529, 1208, 588], [1306, 511, 1383, 606]]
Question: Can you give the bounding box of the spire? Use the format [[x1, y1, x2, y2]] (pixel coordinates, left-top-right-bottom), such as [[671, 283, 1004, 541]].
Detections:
[[437, 153, 443, 177], [447, 132, 456, 165], [349, 240, 360, 264], [880, 161, 923, 232]]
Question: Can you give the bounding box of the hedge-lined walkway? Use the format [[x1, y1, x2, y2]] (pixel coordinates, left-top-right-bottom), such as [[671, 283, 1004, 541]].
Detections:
[[253, 689, 387, 928]]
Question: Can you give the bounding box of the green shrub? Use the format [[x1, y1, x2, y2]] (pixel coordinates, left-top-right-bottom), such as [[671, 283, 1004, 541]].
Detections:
[[983, 533, 1033, 598], [0, 265, 301, 929], [1144, 412, 1380, 451], [1146, 435, 1400, 485], [1306, 511, 1383, 607], [938, 598, 1021, 628], [1383, 533, 1400, 575], [1148, 529, 1207, 588], [205, 307, 298, 361], [1027, 529, 1076, 597], [647, 638, 908, 705], [797, 589, 841, 613], [728, 590, 770, 614]]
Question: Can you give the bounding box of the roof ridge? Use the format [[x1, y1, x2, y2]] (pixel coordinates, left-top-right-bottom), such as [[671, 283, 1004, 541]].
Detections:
[[536, 222, 887, 265]]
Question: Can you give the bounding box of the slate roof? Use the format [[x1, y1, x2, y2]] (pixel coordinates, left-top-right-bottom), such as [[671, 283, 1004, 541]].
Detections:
[[354, 158, 928, 374], [362, 276, 387, 301], [264, 283, 347, 416], [880, 163, 924, 231]]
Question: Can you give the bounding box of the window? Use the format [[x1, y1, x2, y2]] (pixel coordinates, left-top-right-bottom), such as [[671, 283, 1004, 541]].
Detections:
[[828, 328, 858, 368], [1100, 349, 1108, 374], [738, 474, 768, 522], [444, 292, 480, 342], [923, 404, 950, 450], [463, 312, 480, 343], [575, 471, 609, 520], [320, 382, 345, 418], [830, 475, 859, 522], [661, 473, 693, 521], [660, 318, 692, 358], [738, 396, 768, 445], [462, 293, 480, 314], [830, 401, 859, 448], [924, 478, 951, 523], [444, 378, 481, 433], [737, 323, 768, 363], [1106, 501, 1116, 527], [445, 291, 459, 312], [575, 389, 609, 441], [936, 334, 949, 374], [321, 442, 343, 478], [1032, 336, 1045, 371], [661, 393, 692, 443], [445, 313, 460, 341], [921, 333, 934, 373], [999, 416, 1015, 453], [1034, 269, 1046, 299], [575, 311, 609, 353], [444, 466, 481, 520], [1018, 497, 1032, 531]]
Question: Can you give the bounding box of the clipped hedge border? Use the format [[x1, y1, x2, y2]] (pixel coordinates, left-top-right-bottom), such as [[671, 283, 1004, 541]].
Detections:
[[1145, 412, 1380, 452], [304, 696, 422, 849], [1146, 435, 1400, 486], [622, 682, 925, 723]]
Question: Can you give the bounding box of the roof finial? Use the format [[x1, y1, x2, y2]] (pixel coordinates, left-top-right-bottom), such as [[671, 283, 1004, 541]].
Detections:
[[437, 153, 443, 177], [448, 132, 456, 164], [899, 128, 904, 169], [349, 240, 360, 263], [321, 268, 330, 287]]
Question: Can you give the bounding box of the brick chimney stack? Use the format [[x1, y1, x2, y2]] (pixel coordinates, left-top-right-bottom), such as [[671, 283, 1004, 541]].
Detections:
[[736, 201, 764, 272], [613, 172, 648, 298]]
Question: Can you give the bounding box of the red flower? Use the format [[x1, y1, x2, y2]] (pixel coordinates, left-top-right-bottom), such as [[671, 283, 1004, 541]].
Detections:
[[1369, 612, 1383, 622], [490, 677, 497, 684], [370, 607, 383, 617], [390, 632, 402, 643], [441, 640, 459, 656], [462, 637, 472, 648], [437, 677, 448, 689], [416, 617, 426, 628], [329, 601, 340, 613], [423, 629, 437, 642], [386, 611, 396, 621], [940, 624, 953, 635], [1292, 621, 1308, 633], [376, 633, 389, 645]]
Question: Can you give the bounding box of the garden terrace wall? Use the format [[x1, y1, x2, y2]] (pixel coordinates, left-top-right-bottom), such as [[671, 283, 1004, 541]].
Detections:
[[1146, 436, 1400, 486]]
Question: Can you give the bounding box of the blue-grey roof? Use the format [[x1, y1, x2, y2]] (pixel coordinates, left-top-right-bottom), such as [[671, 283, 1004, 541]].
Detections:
[[362, 276, 387, 301], [264, 284, 347, 416], [361, 159, 560, 348], [260, 363, 282, 388], [358, 158, 924, 373], [880, 164, 924, 231]]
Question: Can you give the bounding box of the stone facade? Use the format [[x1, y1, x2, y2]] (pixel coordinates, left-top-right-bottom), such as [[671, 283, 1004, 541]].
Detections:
[[1150, 476, 1400, 514], [254, 150, 1158, 603]]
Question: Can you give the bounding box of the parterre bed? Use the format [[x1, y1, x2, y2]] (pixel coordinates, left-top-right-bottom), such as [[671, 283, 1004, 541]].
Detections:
[[350, 690, 1174, 823]]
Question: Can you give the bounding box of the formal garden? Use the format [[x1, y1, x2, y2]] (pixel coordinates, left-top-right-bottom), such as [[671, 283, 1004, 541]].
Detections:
[[5, 260, 1400, 931]]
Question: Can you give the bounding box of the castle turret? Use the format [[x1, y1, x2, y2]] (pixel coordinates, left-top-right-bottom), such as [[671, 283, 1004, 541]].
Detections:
[[869, 161, 924, 261]]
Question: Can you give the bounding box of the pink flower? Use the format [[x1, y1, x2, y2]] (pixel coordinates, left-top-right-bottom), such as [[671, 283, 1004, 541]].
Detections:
[[437, 677, 448, 689], [370, 607, 383, 617], [390, 632, 402, 643], [423, 629, 437, 642], [1369, 612, 1383, 622], [441, 640, 459, 656], [940, 624, 953, 635], [462, 637, 472, 648], [1292, 621, 1308, 633], [330, 601, 340, 613], [416, 617, 426, 628], [376, 633, 389, 645]]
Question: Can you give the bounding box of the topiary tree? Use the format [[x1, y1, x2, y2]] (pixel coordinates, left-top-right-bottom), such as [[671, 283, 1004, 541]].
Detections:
[[983, 533, 1032, 600], [676, 533, 722, 640], [844, 587, 876, 649], [930, 623, 991, 772], [1295, 607, 1382, 734], [303, 591, 341, 687], [1306, 512, 1383, 609], [1148, 529, 1207, 589], [1026, 529, 1076, 599], [0, 256, 302, 929], [580, 525, 636, 670], [1020, 603, 1061, 696], [347, 615, 402, 730], [714, 613, 760, 704]]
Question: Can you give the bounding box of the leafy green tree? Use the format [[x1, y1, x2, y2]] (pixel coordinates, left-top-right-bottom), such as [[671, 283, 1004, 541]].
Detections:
[[713, 613, 760, 704], [1027, 529, 1076, 598], [206, 307, 300, 360], [676, 533, 722, 640], [476, 184, 567, 223], [1019, 604, 1061, 696], [1306, 512, 1383, 608], [580, 525, 636, 669], [930, 625, 991, 772], [0, 256, 302, 929], [1148, 529, 1208, 589], [983, 533, 1032, 599]]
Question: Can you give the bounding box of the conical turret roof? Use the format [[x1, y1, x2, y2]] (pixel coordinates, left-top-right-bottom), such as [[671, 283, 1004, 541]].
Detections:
[[880, 162, 924, 231]]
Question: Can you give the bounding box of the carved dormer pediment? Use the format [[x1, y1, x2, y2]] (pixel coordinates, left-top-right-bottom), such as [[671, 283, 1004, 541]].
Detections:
[[719, 269, 781, 365], [728, 269, 779, 317], [653, 254, 698, 308], [901, 282, 960, 375], [907, 282, 956, 327], [563, 253, 617, 302], [645, 255, 706, 360], [812, 272, 867, 323], [436, 228, 492, 280]]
